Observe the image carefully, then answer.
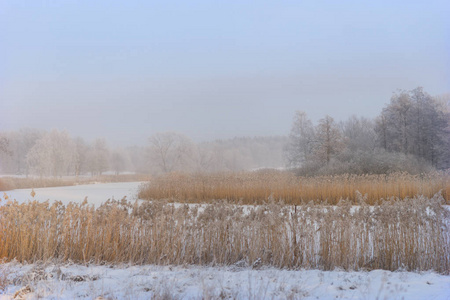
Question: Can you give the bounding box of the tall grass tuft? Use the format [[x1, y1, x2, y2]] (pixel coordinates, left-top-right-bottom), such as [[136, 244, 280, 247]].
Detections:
[[0, 194, 448, 274], [138, 171, 449, 205]]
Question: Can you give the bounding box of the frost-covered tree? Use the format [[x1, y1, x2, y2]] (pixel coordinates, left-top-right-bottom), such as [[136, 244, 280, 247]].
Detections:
[[87, 138, 110, 175], [376, 88, 449, 168], [314, 115, 344, 165], [379, 91, 413, 154], [443, 98, 450, 169], [190, 146, 216, 173], [73, 137, 89, 177], [375, 114, 389, 151], [0, 135, 10, 174], [0, 136, 9, 154], [26, 130, 76, 177], [197, 136, 287, 171], [110, 148, 130, 175], [126, 146, 149, 173], [148, 132, 194, 174], [26, 141, 51, 177], [285, 111, 315, 168], [340, 116, 377, 153], [0, 128, 44, 175], [223, 147, 249, 172]]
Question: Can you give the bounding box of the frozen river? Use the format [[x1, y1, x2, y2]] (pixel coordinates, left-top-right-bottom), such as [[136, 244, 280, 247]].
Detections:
[[1, 181, 144, 207]]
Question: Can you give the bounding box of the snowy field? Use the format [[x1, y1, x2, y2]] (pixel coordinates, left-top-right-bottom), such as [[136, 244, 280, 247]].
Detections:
[[1, 262, 450, 300], [1, 183, 449, 300]]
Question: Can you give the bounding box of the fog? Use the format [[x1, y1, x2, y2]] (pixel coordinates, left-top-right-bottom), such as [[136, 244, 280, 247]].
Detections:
[[1, 76, 402, 145], [1, 1, 449, 147]]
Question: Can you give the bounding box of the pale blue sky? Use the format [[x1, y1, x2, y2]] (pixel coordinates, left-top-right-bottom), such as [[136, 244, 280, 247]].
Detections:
[[1, 1, 449, 145]]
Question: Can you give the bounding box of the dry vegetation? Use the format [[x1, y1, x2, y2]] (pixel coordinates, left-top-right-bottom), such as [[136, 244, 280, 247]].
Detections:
[[0, 174, 150, 191], [138, 170, 450, 205], [0, 193, 448, 274]]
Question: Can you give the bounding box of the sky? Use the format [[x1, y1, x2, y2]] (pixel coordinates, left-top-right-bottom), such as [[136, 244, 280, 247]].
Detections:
[[1, 1, 449, 145]]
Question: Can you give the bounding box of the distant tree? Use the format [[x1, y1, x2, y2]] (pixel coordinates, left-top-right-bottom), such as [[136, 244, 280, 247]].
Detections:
[[375, 114, 389, 151], [340, 115, 377, 153], [73, 137, 88, 177], [87, 138, 110, 176], [148, 132, 194, 174], [376, 87, 449, 168], [5, 128, 43, 175], [190, 146, 216, 173], [285, 111, 315, 168], [0, 135, 12, 173], [0, 136, 10, 154], [223, 148, 248, 172], [314, 115, 344, 166], [430, 95, 450, 169], [197, 136, 287, 171], [110, 149, 130, 175], [194, 142, 226, 172], [26, 142, 51, 177], [443, 98, 450, 169], [126, 146, 149, 173], [26, 130, 76, 177], [380, 91, 413, 154]]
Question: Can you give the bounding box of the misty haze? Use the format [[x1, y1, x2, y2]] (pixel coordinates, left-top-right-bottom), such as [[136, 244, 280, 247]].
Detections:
[[0, 1, 449, 300]]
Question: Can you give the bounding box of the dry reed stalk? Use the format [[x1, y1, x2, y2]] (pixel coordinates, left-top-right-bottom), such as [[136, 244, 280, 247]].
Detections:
[[138, 171, 449, 205], [0, 194, 448, 274]]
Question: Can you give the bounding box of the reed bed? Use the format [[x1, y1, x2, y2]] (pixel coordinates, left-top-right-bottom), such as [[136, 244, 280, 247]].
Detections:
[[138, 171, 450, 205], [0, 174, 150, 191], [0, 194, 448, 273]]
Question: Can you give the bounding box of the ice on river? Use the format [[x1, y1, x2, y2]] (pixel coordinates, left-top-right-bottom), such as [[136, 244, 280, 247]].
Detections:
[[1, 182, 143, 207]]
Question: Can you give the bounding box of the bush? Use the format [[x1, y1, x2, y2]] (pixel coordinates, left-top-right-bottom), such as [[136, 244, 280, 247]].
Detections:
[[294, 149, 434, 176]]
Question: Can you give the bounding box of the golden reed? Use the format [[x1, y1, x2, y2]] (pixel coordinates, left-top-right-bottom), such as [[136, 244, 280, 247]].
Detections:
[[139, 171, 449, 205], [0, 195, 448, 273]]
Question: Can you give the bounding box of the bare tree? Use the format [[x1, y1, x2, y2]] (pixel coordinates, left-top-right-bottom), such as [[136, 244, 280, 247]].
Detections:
[[26, 130, 76, 177], [191, 146, 216, 173], [110, 148, 130, 175], [4, 129, 43, 176], [315, 115, 344, 166], [376, 88, 449, 168], [73, 137, 88, 177], [87, 138, 110, 176], [340, 115, 377, 152], [126, 146, 149, 173], [284, 111, 315, 168], [0, 136, 10, 154], [375, 114, 389, 151], [148, 132, 194, 174], [378, 91, 413, 154]]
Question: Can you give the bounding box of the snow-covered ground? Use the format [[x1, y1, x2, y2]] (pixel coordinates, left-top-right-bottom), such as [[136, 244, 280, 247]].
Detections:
[[1, 262, 449, 300], [1, 183, 450, 299]]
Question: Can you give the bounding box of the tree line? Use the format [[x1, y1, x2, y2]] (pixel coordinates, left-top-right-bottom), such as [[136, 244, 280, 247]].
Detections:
[[285, 87, 450, 174], [0, 130, 286, 177], [0, 129, 117, 177], [1, 87, 448, 177]]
